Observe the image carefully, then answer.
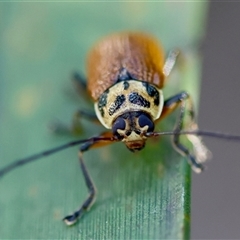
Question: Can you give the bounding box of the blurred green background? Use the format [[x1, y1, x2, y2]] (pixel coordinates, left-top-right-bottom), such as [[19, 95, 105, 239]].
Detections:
[[0, 2, 208, 239]]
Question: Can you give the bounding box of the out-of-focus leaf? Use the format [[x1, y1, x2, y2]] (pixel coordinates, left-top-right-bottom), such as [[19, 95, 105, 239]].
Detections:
[[0, 2, 208, 239]]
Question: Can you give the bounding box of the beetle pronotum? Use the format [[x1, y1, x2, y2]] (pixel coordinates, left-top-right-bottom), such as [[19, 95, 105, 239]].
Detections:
[[1, 32, 240, 226]]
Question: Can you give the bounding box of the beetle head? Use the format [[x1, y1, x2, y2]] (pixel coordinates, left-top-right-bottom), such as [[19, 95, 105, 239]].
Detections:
[[112, 111, 154, 151]]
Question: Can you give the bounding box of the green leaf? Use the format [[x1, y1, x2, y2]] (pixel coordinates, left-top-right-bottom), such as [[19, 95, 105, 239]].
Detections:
[[0, 2, 208, 239]]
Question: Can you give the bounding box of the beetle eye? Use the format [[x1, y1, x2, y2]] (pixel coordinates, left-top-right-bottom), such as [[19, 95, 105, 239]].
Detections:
[[138, 113, 154, 132], [112, 117, 126, 138]]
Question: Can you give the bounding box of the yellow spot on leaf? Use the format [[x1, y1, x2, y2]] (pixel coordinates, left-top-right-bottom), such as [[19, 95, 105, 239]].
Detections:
[[15, 86, 42, 117], [53, 208, 62, 220], [157, 163, 165, 177], [100, 148, 112, 163], [28, 185, 39, 198]]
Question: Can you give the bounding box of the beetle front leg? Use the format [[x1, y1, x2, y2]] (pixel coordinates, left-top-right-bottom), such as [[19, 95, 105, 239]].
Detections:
[[63, 151, 96, 226], [160, 91, 211, 173], [63, 132, 116, 226]]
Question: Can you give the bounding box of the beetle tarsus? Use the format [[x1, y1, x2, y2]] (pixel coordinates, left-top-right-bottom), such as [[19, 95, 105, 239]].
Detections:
[[63, 211, 81, 226]]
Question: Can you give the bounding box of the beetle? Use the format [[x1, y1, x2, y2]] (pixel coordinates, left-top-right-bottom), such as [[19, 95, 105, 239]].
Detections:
[[1, 32, 240, 226]]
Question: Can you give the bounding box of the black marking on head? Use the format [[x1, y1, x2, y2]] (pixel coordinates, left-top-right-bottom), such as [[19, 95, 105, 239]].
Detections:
[[129, 92, 150, 108], [134, 129, 141, 135], [142, 82, 160, 106], [117, 68, 135, 82], [138, 113, 154, 132], [98, 89, 109, 117], [109, 95, 126, 116], [123, 81, 130, 90], [115, 111, 154, 149], [121, 111, 138, 130], [112, 117, 126, 140]]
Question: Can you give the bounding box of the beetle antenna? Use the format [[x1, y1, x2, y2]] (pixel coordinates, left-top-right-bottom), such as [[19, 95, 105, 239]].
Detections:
[[146, 130, 240, 141], [2, 130, 240, 179], [0, 136, 115, 178]]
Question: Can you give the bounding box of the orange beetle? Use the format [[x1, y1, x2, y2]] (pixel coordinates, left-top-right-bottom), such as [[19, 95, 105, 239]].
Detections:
[[0, 32, 212, 225], [62, 32, 210, 224]]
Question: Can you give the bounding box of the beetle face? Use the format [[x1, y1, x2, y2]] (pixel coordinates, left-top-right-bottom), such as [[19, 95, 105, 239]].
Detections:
[[112, 111, 154, 151]]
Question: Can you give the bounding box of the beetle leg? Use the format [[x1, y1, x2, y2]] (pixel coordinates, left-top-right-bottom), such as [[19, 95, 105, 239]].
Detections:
[[157, 91, 211, 173], [50, 109, 101, 135], [51, 72, 101, 135], [63, 132, 117, 226], [163, 49, 180, 77], [72, 109, 102, 133], [71, 109, 101, 135], [72, 72, 93, 102]]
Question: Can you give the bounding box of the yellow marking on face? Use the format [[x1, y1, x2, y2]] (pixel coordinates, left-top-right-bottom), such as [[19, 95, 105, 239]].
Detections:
[[117, 125, 148, 142]]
